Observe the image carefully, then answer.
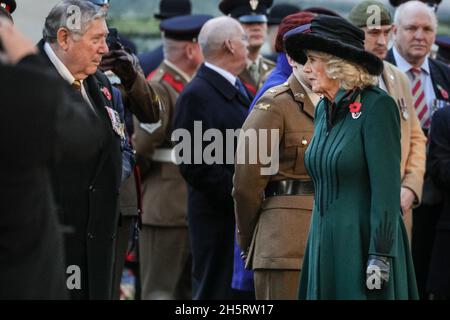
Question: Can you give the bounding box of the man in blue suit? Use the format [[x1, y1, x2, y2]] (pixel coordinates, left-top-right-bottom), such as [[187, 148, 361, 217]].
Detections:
[[385, 0, 450, 299], [173, 16, 250, 300]]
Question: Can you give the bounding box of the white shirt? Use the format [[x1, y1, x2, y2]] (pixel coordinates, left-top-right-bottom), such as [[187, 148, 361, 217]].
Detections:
[[204, 61, 237, 86], [44, 42, 95, 110], [392, 46, 436, 108]]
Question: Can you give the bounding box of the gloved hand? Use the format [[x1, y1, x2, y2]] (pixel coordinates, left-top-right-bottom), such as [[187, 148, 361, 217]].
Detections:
[[100, 48, 140, 90], [366, 254, 390, 290]]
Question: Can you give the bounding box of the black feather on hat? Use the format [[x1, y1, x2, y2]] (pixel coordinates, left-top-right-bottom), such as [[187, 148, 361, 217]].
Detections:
[[0, 0, 16, 13], [284, 15, 384, 76]]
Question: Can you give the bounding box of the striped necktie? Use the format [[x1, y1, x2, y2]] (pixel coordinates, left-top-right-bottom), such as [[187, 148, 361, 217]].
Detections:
[[410, 67, 430, 129]]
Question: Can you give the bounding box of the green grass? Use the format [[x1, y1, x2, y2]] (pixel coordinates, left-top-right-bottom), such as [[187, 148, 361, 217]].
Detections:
[[107, 18, 160, 36]]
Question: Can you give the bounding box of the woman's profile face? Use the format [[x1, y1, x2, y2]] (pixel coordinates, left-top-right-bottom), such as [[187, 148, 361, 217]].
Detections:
[[302, 52, 338, 96]]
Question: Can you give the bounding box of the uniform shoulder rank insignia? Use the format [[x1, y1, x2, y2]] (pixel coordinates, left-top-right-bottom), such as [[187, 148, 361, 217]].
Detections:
[[256, 103, 271, 110]]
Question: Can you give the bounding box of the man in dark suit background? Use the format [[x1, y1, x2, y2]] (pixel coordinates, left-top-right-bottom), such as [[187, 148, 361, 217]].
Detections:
[[38, 0, 133, 299], [173, 16, 250, 300], [385, 0, 450, 299], [0, 13, 67, 299]]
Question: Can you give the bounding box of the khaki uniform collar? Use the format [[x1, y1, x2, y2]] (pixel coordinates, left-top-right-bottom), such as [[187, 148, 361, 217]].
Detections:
[[288, 74, 316, 119]]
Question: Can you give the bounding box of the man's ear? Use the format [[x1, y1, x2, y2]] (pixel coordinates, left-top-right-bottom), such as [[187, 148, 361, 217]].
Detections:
[[186, 43, 196, 60], [56, 28, 71, 51], [286, 54, 297, 67], [392, 24, 398, 37], [223, 38, 234, 55]]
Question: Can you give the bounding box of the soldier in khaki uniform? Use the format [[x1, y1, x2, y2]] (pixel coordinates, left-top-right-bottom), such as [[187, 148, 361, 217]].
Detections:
[[219, 0, 276, 95], [348, 0, 427, 242], [232, 52, 319, 299], [102, 14, 211, 299]]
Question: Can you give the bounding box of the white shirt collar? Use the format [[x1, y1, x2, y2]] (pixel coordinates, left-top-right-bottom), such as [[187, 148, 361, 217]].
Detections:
[[204, 61, 236, 86], [163, 59, 191, 83], [44, 42, 79, 85], [392, 46, 430, 75]]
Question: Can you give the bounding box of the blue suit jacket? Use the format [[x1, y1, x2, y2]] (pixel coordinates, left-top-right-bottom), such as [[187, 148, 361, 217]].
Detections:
[[173, 63, 249, 299]]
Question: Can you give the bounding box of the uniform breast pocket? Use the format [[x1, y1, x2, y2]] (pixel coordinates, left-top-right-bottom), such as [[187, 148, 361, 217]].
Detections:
[[284, 131, 313, 175]]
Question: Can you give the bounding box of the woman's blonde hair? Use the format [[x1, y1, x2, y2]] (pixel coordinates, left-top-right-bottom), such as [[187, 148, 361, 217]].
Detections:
[[308, 50, 378, 90]]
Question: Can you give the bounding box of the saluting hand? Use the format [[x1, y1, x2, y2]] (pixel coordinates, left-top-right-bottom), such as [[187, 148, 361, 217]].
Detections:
[[100, 48, 141, 90]]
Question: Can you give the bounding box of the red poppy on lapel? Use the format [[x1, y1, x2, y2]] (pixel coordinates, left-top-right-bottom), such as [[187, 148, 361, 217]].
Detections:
[[437, 84, 449, 100], [349, 102, 362, 113], [101, 87, 112, 101]]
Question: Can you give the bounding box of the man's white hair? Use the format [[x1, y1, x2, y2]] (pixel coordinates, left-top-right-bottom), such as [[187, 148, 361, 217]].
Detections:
[[394, 0, 438, 29], [198, 16, 242, 58]]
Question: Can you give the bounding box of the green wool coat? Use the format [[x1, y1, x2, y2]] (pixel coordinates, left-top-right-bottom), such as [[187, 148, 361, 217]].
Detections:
[[299, 87, 419, 300]]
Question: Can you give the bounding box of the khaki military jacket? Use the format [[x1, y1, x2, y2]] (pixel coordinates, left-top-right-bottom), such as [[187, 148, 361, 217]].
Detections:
[[129, 61, 188, 226], [233, 75, 315, 270], [239, 56, 276, 95], [382, 61, 427, 204]]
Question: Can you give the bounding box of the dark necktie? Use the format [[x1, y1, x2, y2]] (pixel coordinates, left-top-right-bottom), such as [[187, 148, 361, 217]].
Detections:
[[235, 78, 250, 102]]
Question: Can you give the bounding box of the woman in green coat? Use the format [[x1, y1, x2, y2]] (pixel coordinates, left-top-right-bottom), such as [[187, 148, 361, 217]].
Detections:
[[284, 15, 419, 300]]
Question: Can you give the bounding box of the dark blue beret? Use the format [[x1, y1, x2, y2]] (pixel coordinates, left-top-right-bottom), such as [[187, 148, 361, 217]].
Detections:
[[160, 14, 213, 42]]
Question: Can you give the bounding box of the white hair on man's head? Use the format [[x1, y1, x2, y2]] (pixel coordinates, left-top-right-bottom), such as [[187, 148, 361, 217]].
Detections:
[[198, 16, 242, 58], [43, 0, 107, 43], [394, 0, 438, 29]]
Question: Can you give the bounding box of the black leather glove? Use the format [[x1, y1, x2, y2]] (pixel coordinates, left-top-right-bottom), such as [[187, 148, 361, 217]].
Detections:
[[100, 49, 140, 90], [366, 254, 390, 290]]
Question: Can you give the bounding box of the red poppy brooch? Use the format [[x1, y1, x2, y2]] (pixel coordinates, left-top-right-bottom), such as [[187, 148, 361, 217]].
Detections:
[[437, 84, 449, 100], [101, 87, 112, 101], [349, 101, 362, 119]]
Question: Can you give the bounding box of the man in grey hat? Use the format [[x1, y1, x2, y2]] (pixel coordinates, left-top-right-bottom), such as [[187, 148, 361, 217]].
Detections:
[[348, 0, 426, 245]]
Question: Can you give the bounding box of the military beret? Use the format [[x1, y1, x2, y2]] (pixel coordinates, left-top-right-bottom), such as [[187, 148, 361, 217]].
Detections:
[[348, 0, 392, 28], [267, 3, 301, 25], [275, 11, 315, 53], [154, 0, 192, 20], [0, 0, 16, 13], [160, 14, 213, 42], [436, 35, 450, 65], [219, 0, 273, 24]]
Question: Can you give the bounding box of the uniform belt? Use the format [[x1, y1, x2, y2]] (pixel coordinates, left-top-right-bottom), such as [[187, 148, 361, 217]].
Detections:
[[152, 148, 176, 164], [265, 179, 314, 197]]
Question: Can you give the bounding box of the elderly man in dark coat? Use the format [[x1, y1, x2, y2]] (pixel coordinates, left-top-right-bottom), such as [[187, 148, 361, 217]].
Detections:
[[37, 0, 133, 299]]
